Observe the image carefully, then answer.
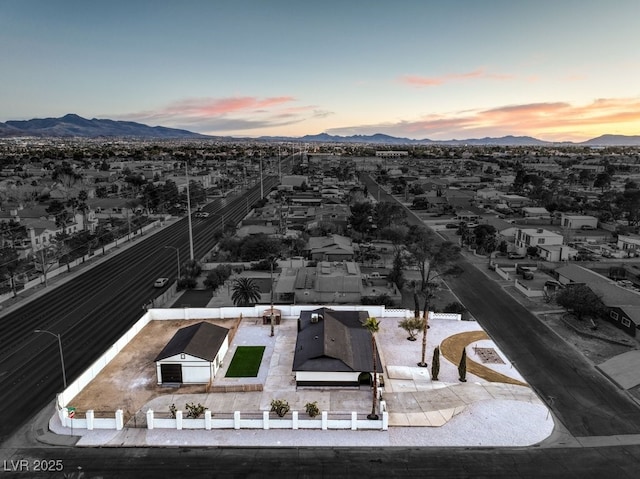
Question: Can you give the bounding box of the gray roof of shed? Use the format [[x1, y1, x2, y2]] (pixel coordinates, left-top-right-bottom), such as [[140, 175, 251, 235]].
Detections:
[[154, 321, 228, 362]]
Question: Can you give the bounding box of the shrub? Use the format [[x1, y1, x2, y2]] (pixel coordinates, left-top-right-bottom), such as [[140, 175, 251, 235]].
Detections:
[[304, 401, 320, 418], [270, 399, 290, 417], [458, 348, 467, 382], [185, 402, 208, 418], [361, 294, 395, 306], [398, 317, 425, 341], [431, 347, 440, 381], [442, 301, 466, 314], [177, 277, 197, 290], [169, 403, 177, 419]]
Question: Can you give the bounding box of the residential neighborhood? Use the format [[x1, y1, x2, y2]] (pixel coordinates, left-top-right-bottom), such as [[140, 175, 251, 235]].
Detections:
[[3, 137, 640, 463]]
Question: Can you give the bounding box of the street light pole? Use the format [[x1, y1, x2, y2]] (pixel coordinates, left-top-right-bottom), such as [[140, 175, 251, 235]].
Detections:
[[34, 329, 67, 389], [164, 246, 181, 278], [185, 164, 194, 261]]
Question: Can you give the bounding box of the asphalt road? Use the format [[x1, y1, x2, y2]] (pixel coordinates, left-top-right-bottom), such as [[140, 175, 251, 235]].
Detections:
[[0, 177, 278, 443], [2, 444, 640, 478]]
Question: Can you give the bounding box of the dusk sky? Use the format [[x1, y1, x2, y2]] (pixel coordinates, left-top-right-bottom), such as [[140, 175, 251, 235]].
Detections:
[[1, 0, 639, 141]]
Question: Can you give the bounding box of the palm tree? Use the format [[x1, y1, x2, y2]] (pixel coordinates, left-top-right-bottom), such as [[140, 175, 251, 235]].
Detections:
[[363, 316, 381, 420], [231, 277, 261, 307]]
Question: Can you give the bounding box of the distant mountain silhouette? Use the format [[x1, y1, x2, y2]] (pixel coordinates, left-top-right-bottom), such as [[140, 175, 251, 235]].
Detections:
[[578, 134, 640, 146], [1, 114, 207, 139], [1, 114, 638, 145], [261, 133, 552, 146]]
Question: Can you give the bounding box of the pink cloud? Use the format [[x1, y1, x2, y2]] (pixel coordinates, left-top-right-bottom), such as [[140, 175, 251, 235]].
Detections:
[[400, 68, 514, 87], [119, 95, 321, 134], [161, 96, 296, 118], [328, 97, 640, 141]]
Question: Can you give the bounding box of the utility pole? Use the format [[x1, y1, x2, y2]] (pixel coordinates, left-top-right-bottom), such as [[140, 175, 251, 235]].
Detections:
[[185, 163, 194, 260], [278, 146, 282, 181], [260, 154, 264, 199]]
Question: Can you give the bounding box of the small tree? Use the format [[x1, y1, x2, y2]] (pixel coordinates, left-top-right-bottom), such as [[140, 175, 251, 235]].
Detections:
[[398, 317, 425, 341], [431, 347, 440, 381], [458, 348, 467, 382], [555, 284, 606, 321]]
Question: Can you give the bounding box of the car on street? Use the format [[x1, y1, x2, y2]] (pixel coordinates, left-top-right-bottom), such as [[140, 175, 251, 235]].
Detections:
[[445, 223, 458, 229], [154, 277, 169, 288], [194, 211, 209, 218]]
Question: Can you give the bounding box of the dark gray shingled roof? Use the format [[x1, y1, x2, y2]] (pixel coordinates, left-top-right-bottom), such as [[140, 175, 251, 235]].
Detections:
[[293, 308, 383, 373], [154, 321, 229, 362]]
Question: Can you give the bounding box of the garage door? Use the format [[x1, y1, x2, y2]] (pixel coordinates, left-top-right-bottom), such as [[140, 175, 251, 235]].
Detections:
[[160, 364, 183, 383]]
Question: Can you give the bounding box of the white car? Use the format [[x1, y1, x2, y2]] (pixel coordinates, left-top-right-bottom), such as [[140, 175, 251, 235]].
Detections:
[[154, 277, 169, 288], [194, 211, 209, 218]]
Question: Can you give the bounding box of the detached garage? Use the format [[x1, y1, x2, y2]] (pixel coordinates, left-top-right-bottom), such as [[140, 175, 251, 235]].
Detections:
[[154, 321, 229, 385]]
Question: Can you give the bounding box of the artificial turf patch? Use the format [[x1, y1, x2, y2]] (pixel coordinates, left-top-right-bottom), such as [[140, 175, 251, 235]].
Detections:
[[225, 346, 266, 377]]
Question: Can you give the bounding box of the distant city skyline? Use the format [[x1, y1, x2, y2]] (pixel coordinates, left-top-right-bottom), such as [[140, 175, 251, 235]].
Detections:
[[1, 0, 639, 142]]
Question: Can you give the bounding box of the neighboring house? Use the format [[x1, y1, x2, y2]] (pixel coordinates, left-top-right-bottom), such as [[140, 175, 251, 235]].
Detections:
[[455, 210, 480, 223], [236, 224, 279, 238], [281, 175, 308, 189], [560, 214, 598, 230], [275, 261, 363, 304], [537, 244, 578, 262], [292, 308, 382, 387], [499, 194, 531, 209], [154, 322, 229, 385], [88, 198, 144, 219], [554, 264, 640, 336], [475, 188, 502, 201], [313, 204, 350, 234], [521, 207, 551, 219], [616, 235, 640, 257], [305, 234, 355, 262], [514, 228, 564, 254]]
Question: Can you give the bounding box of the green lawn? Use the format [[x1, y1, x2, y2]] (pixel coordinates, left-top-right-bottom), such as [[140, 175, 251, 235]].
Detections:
[[225, 346, 266, 377]]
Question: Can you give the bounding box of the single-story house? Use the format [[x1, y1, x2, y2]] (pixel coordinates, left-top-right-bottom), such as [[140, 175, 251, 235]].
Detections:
[[305, 234, 355, 261], [538, 244, 578, 262], [617, 234, 640, 257], [521, 207, 551, 219], [154, 321, 229, 385], [560, 214, 598, 230], [554, 264, 640, 336], [292, 308, 382, 387]]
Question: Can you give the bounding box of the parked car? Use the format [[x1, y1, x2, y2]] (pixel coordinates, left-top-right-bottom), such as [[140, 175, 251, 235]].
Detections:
[[516, 266, 534, 280], [154, 277, 169, 288], [508, 252, 525, 260], [445, 223, 458, 229]]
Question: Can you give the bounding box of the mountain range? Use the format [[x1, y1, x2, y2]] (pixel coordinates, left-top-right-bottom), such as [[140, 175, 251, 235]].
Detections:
[[1, 114, 640, 146], [0, 114, 207, 139]]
